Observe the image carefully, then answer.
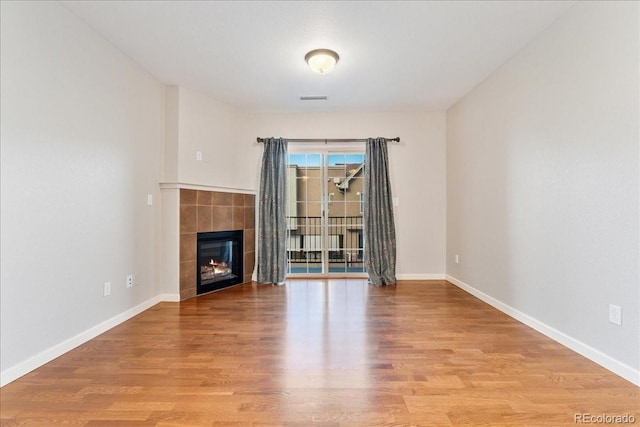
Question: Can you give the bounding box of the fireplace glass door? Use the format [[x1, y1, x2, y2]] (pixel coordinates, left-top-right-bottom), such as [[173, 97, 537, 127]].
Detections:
[[197, 230, 243, 294]]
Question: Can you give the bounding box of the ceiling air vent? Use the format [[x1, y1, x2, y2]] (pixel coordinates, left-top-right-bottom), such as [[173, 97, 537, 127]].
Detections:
[[300, 96, 328, 101]]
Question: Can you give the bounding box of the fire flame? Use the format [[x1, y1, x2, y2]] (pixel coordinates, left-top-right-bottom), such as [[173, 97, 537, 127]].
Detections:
[[209, 259, 229, 274]]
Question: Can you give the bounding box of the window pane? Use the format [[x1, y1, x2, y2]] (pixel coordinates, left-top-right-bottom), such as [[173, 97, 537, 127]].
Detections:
[[328, 154, 346, 167], [287, 151, 366, 276], [305, 178, 322, 202]]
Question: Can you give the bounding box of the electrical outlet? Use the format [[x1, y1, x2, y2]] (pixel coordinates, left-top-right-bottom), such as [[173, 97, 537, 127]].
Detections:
[[103, 281, 111, 296], [609, 304, 622, 326], [455, 254, 460, 264], [196, 151, 203, 161], [126, 274, 134, 288]]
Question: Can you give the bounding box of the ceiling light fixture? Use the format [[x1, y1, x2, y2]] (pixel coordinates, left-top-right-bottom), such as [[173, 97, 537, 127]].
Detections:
[[304, 49, 339, 74]]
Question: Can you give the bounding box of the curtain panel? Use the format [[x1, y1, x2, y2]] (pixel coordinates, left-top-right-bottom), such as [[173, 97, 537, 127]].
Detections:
[[364, 138, 397, 285], [257, 138, 288, 284]]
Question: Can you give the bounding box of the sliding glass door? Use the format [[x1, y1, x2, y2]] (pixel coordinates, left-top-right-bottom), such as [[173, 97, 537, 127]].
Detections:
[[286, 151, 366, 276]]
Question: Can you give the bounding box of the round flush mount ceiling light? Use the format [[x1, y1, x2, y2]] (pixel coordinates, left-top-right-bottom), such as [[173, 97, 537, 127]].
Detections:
[[304, 49, 339, 74]]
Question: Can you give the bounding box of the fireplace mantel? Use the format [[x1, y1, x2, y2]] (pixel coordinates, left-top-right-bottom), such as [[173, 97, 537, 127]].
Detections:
[[159, 181, 254, 194]]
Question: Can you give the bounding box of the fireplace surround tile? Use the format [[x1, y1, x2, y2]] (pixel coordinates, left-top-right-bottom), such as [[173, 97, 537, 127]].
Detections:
[[212, 206, 233, 231], [180, 287, 196, 301], [232, 193, 244, 206], [211, 191, 233, 206], [244, 251, 255, 283], [197, 206, 213, 232], [244, 228, 255, 253], [179, 188, 255, 300], [233, 207, 244, 229], [244, 207, 255, 228], [181, 189, 197, 205], [180, 206, 197, 233], [180, 260, 196, 290], [180, 232, 196, 262], [197, 190, 212, 206]]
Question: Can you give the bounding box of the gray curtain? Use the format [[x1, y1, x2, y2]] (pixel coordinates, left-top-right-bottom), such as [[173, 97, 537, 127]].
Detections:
[[364, 138, 397, 285], [257, 138, 288, 284]]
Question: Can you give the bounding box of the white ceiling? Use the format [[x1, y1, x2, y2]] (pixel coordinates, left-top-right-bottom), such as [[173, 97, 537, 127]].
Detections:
[[61, 0, 575, 112]]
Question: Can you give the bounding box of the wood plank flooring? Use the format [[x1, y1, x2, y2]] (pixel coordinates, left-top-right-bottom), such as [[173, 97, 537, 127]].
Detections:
[[1, 280, 638, 426]]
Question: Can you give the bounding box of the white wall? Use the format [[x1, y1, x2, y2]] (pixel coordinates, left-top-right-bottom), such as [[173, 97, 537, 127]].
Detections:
[[446, 1, 639, 382], [172, 86, 248, 190], [239, 111, 447, 278], [161, 84, 252, 190], [0, 1, 164, 382]]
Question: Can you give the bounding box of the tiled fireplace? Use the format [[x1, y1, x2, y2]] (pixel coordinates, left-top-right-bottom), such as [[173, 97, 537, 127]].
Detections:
[[179, 189, 255, 300]]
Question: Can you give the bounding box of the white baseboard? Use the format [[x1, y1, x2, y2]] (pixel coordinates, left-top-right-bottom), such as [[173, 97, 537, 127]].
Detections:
[[157, 293, 181, 302], [397, 274, 447, 281], [445, 275, 640, 386], [0, 294, 178, 387]]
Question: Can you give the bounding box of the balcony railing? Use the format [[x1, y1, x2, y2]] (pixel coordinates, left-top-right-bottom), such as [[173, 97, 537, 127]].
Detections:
[[286, 216, 364, 264]]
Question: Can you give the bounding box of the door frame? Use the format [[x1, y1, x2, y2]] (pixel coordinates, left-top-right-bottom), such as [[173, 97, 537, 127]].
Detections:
[[286, 143, 367, 278]]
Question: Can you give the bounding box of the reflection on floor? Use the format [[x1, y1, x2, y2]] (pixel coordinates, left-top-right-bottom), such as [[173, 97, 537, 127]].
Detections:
[[288, 266, 366, 273]]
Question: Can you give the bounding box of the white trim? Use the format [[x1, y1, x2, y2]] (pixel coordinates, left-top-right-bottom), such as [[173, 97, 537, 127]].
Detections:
[[159, 182, 256, 194], [397, 274, 447, 281], [446, 275, 640, 386], [157, 293, 181, 302], [0, 294, 179, 387], [288, 141, 365, 152]]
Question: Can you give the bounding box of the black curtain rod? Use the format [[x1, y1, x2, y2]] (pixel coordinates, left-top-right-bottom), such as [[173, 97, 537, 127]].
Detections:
[[256, 137, 400, 144]]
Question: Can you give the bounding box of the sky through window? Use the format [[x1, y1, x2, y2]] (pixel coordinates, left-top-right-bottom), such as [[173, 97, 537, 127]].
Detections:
[[288, 153, 364, 167]]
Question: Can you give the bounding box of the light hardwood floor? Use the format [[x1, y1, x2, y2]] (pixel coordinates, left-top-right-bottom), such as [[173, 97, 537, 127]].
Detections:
[[1, 280, 638, 426]]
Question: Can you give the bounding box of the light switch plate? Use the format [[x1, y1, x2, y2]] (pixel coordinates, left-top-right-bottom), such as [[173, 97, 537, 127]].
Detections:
[[609, 304, 622, 326]]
